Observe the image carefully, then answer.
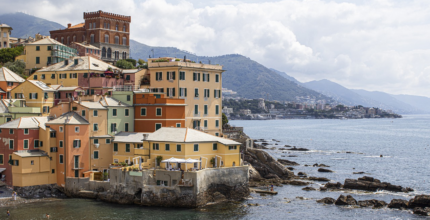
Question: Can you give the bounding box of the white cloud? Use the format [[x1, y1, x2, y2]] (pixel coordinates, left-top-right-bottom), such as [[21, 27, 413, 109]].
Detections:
[[1, 0, 430, 97]]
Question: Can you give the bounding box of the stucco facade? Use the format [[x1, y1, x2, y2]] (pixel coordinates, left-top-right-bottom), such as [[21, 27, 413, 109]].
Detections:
[[11, 80, 56, 116]]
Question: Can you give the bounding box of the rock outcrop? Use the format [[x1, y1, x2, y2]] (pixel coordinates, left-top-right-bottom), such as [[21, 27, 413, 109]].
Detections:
[[413, 207, 430, 216], [317, 197, 336, 204], [408, 195, 430, 208], [388, 199, 409, 209], [282, 180, 311, 186], [334, 195, 357, 206], [308, 177, 330, 182], [357, 199, 387, 208], [302, 187, 317, 191], [245, 149, 294, 180], [343, 176, 413, 192], [324, 182, 343, 189], [14, 184, 66, 199], [277, 159, 299, 166], [318, 168, 334, 172]]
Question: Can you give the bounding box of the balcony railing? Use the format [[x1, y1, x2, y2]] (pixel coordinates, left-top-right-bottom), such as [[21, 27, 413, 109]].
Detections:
[[112, 85, 141, 92]]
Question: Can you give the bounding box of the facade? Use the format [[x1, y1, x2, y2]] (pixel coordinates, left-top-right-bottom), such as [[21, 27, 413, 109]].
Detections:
[[50, 10, 131, 62], [100, 96, 134, 135], [144, 127, 241, 170], [0, 116, 50, 185], [11, 80, 56, 116], [54, 86, 85, 105], [11, 150, 56, 187], [134, 92, 186, 132], [15, 38, 77, 74], [112, 132, 147, 164], [71, 42, 101, 59], [0, 24, 13, 49], [141, 57, 224, 136], [0, 67, 25, 99], [0, 99, 41, 124]]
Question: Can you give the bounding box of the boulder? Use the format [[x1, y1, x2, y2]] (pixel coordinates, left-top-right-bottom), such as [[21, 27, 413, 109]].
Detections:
[[319, 187, 327, 191], [287, 167, 294, 171], [318, 168, 334, 173], [317, 197, 336, 204], [413, 207, 430, 216], [324, 182, 342, 189], [344, 177, 413, 193], [264, 173, 280, 180], [288, 147, 309, 151], [282, 180, 311, 186], [358, 199, 387, 208], [78, 190, 98, 199], [313, 164, 330, 167], [353, 172, 365, 175], [388, 199, 409, 209], [297, 172, 307, 177], [335, 195, 357, 206], [408, 195, 430, 208], [302, 187, 316, 191], [277, 159, 299, 166], [308, 177, 330, 182], [248, 164, 264, 181]]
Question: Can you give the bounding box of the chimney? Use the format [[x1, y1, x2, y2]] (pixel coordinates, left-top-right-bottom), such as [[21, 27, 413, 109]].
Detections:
[[67, 23, 71, 28]]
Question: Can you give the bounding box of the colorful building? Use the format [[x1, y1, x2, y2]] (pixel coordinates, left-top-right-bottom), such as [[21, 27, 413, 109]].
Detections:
[[0, 67, 25, 99], [11, 150, 56, 187], [0, 23, 13, 49], [133, 91, 185, 132], [11, 80, 56, 115], [112, 132, 148, 164], [71, 42, 101, 59], [99, 96, 134, 135], [0, 99, 42, 124]]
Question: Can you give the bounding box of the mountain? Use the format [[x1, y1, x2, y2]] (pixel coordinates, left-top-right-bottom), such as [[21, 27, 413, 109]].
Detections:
[[0, 12, 64, 38], [269, 68, 302, 85], [130, 40, 329, 102], [391, 94, 430, 113]]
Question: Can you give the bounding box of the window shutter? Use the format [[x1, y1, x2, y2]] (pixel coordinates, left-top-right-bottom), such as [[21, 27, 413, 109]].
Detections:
[[73, 140, 77, 147], [70, 73, 72, 78], [167, 88, 170, 97], [218, 90, 221, 98], [172, 71, 175, 80], [35, 93, 38, 99], [198, 73, 201, 81], [193, 73, 196, 81], [79, 140, 81, 147], [172, 88, 175, 96], [208, 74, 210, 82], [179, 88, 182, 97], [185, 88, 187, 97], [214, 89, 216, 98], [156, 73, 159, 81], [160, 72, 162, 80], [111, 124, 114, 132], [167, 72, 170, 80], [14, 93, 17, 99]]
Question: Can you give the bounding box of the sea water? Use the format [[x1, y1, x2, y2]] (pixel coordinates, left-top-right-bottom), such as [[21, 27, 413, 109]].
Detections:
[[3, 115, 430, 219]]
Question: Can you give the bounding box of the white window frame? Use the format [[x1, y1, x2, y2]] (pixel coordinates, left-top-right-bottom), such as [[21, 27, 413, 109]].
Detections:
[[204, 120, 208, 128], [140, 107, 147, 116], [93, 150, 99, 159], [93, 123, 98, 131], [155, 123, 162, 130], [59, 154, 64, 164], [106, 139, 111, 144], [9, 139, 14, 150], [112, 109, 117, 117], [215, 133, 219, 137], [24, 128, 29, 135], [193, 144, 199, 152], [156, 107, 162, 116], [113, 159, 119, 163], [176, 144, 182, 152], [93, 110, 98, 117], [59, 126, 63, 132], [194, 105, 199, 115], [23, 139, 29, 149], [194, 88, 199, 98], [75, 126, 80, 133], [176, 123, 181, 128]]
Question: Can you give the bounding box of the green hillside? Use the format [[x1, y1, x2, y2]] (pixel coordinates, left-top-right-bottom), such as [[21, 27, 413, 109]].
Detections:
[[0, 12, 64, 38]]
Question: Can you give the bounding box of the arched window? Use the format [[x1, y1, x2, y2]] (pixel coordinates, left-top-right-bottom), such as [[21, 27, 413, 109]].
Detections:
[[90, 34, 95, 44], [107, 48, 112, 59], [114, 36, 119, 44], [122, 37, 126, 45], [82, 35, 85, 42], [122, 52, 127, 59], [67, 36, 70, 45], [89, 23, 92, 29], [61, 37, 64, 44], [104, 34, 109, 43], [73, 36, 76, 42], [123, 25, 126, 32], [115, 24, 118, 31], [93, 22, 96, 29], [102, 47, 106, 58], [108, 23, 110, 29]]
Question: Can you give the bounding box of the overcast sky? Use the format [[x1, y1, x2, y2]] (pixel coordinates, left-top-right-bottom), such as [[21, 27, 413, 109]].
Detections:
[[2, 0, 430, 97]]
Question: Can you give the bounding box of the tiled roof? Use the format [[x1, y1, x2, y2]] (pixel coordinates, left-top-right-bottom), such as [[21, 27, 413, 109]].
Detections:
[[100, 96, 131, 107], [146, 127, 241, 145], [75, 101, 106, 109], [46, 112, 89, 125], [69, 23, 85, 29], [27, 80, 56, 91], [37, 56, 121, 72], [0, 116, 50, 129], [114, 132, 149, 143], [57, 86, 84, 91], [0, 67, 25, 83], [72, 42, 100, 50], [14, 150, 48, 157], [27, 37, 66, 46]]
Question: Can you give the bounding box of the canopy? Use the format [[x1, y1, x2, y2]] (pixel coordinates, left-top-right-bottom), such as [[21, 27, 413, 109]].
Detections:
[[185, 158, 200, 163], [161, 157, 186, 163]]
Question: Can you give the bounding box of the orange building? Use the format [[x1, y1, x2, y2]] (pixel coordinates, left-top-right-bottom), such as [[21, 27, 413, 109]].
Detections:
[[134, 91, 186, 132], [46, 112, 90, 185], [0, 67, 25, 99]]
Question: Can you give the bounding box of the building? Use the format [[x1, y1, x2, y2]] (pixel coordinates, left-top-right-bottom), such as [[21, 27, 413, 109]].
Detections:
[[99, 96, 134, 135], [144, 127, 241, 170], [11, 80, 56, 115], [112, 132, 148, 164], [0, 67, 25, 99], [71, 42, 101, 59], [53, 86, 85, 105], [0, 116, 50, 185], [15, 38, 77, 74], [222, 106, 234, 115], [239, 109, 251, 115], [0, 99, 42, 124], [134, 91, 186, 132], [50, 10, 131, 62], [0, 24, 13, 49], [141, 57, 224, 136]]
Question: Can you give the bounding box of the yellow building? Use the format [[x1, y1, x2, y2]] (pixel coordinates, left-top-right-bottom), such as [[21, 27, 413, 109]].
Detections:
[[144, 127, 241, 170], [112, 132, 149, 165], [11, 150, 57, 187], [10, 80, 56, 115], [15, 37, 77, 75], [142, 57, 224, 136], [0, 24, 13, 49]]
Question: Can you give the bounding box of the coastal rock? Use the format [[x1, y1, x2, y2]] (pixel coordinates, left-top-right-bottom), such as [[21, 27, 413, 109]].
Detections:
[[308, 177, 330, 182], [408, 195, 430, 208], [324, 182, 342, 189], [313, 164, 330, 167], [335, 195, 357, 206], [388, 199, 409, 209], [413, 207, 430, 216], [244, 149, 294, 180], [264, 173, 281, 180], [317, 197, 336, 204], [318, 168, 334, 173], [357, 199, 387, 208], [248, 164, 264, 181], [287, 167, 294, 171], [288, 147, 309, 151], [297, 172, 307, 177], [319, 187, 327, 191], [212, 192, 227, 203], [284, 145, 292, 148], [14, 184, 66, 199], [282, 180, 311, 186], [302, 187, 316, 191], [353, 172, 365, 174], [78, 190, 98, 199], [277, 159, 299, 166], [344, 177, 413, 192]]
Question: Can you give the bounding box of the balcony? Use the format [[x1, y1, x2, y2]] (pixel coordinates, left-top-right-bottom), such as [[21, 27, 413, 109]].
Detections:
[[148, 58, 223, 70]]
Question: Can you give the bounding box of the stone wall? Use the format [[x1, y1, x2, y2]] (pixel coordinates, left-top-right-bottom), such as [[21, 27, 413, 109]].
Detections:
[[14, 184, 66, 199]]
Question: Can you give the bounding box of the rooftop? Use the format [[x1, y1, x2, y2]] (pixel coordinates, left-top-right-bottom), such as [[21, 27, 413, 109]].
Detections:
[[114, 132, 150, 143], [0, 67, 25, 83], [72, 42, 100, 50], [146, 127, 240, 145], [68, 23, 85, 29], [28, 80, 56, 91], [27, 37, 66, 46], [147, 57, 223, 71], [75, 101, 106, 110], [14, 150, 48, 158], [46, 112, 89, 125], [57, 86, 84, 91], [0, 116, 50, 129], [100, 96, 131, 107], [0, 24, 12, 29], [37, 56, 120, 72]]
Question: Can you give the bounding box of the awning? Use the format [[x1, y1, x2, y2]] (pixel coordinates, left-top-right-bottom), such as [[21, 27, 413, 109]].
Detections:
[[0, 168, 6, 173], [185, 158, 201, 163], [161, 157, 186, 163]]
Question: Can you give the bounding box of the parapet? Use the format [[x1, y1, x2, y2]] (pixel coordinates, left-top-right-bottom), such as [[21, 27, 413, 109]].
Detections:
[[83, 10, 131, 22]]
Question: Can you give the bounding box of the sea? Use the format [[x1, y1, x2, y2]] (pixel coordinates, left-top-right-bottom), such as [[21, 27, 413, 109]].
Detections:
[[3, 115, 430, 219]]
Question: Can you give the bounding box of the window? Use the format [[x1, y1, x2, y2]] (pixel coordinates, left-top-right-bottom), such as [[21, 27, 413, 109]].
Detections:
[[89, 23, 92, 29], [179, 71, 185, 80], [115, 24, 119, 31], [194, 88, 199, 97], [90, 34, 94, 44], [167, 71, 176, 81], [214, 89, 221, 98], [155, 123, 162, 130], [93, 139, 99, 145], [125, 109, 129, 116], [47, 57, 51, 64], [155, 72, 162, 81], [194, 105, 198, 115], [152, 143, 159, 150], [36, 57, 40, 64], [41, 74, 45, 80], [9, 140, 13, 150], [213, 143, 218, 150], [203, 73, 210, 82], [36, 46, 40, 51], [24, 128, 29, 135], [179, 88, 187, 97], [31, 160, 34, 165], [204, 120, 208, 128], [204, 89, 210, 98], [123, 25, 126, 32], [75, 170, 79, 177], [113, 159, 119, 163], [112, 109, 117, 116], [59, 155, 64, 164], [193, 72, 201, 81], [75, 126, 79, 133], [156, 108, 162, 116], [216, 105, 220, 115], [0, 155, 3, 165], [51, 74, 55, 79], [33, 75, 38, 80], [165, 144, 170, 151], [127, 95, 131, 101], [50, 131, 56, 138], [194, 144, 199, 152], [104, 34, 109, 43], [82, 110, 86, 117], [59, 141, 63, 148], [176, 123, 181, 128], [176, 144, 181, 152], [114, 143, 118, 152], [93, 22, 96, 29], [125, 123, 129, 132], [93, 124, 98, 131], [115, 36, 119, 44], [93, 110, 98, 117], [216, 120, 219, 128], [204, 105, 208, 115], [122, 37, 127, 46], [216, 74, 220, 82], [24, 140, 29, 149], [34, 140, 39, 148], [52, 169, 55, 174], [140, 108, 146, 116], [111, 123, 117, 133], [9, 129, 14, 134], [73, 140, 81, 148], [43, 106, 50, 113], [94, 151, 99, 159]]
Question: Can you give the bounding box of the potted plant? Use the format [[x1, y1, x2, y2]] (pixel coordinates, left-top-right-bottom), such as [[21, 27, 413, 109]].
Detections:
[[156, 156, 163, 168], [210, 157, 215, 167]]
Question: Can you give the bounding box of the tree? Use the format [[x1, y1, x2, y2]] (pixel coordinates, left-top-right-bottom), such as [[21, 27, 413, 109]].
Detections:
[[222, 113, 229, 127], [115, 60, 134, 69], [0, 46, 24, 64], [137, 59, 147, 69], [125, 58, 136, 67], [4, 60, 26, 77]]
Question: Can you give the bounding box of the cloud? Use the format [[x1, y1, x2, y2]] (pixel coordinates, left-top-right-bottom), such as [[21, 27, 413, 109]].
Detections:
[[1, 0, 430, 96]]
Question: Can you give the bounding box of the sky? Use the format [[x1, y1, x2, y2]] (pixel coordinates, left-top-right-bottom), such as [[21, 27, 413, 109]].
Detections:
[[1, 0, 430, 97]]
